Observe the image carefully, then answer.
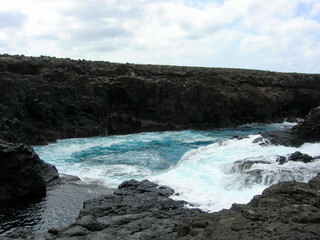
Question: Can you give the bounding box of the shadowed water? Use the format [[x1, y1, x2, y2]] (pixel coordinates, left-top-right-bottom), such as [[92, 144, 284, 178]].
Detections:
[[0, 177, 111, 236]]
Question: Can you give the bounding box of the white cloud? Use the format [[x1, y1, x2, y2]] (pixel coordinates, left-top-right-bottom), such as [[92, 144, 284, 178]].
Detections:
[[0, 0, 319, 73]]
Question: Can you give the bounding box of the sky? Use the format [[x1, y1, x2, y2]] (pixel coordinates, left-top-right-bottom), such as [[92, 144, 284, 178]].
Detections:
[[0, 0, 320, 73]]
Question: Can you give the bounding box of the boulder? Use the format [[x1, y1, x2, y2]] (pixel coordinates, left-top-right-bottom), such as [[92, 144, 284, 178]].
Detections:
[[0, 140, 59, 207]]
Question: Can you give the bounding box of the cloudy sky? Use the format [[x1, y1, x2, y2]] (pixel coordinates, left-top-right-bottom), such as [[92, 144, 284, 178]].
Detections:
[[1, 0, 320, 73]]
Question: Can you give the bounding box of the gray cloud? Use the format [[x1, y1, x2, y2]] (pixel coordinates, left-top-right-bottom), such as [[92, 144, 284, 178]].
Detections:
[[90, 43, 126, 53], [185, 34, 204, 40], [0, 11, 27, 29], [71, 26, 133, 42]]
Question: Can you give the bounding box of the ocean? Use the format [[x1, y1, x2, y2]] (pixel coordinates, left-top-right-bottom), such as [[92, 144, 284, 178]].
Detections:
[[1, 121, 319, 235], [34, 121, 320, 212]]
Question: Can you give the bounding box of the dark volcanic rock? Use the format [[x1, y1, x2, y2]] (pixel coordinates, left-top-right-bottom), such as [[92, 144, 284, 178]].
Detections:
[[287, 151, 313, 163], [0, 140, 59, 207], [177, 173, 320, 240], [259, 106, 320, 147], [1, 55, 320, 144], [292, 106, 320, 142], [4, 180, 202, 239], [260, 129, 303, 147], [277, 151, 315, 165]]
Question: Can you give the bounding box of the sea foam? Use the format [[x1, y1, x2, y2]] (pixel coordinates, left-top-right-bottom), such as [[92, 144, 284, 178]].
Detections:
[[34, 122, 320, 212]]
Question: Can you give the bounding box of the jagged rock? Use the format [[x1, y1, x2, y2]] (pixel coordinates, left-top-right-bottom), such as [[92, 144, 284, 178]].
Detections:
[[292, 106, 320, 142], [277, 156, 287, 165], [259, 106, 320, 148], [1, 55, 320, 144], [231, 159, 271, 173], [288, 151, 313, 163], [0, 140, 59, 207], [260, 130, 303, 147], [3, 180, 201, 239], [277, 151, 314, 165], [177, 173, 320, 240]]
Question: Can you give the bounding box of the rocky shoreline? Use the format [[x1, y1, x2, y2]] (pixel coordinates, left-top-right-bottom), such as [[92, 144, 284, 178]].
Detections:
[[0, 55, 320, 239], [0, 107, 318, 239]]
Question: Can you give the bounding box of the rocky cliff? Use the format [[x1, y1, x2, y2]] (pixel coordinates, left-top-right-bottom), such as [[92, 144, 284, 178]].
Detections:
[[1, 54, 320, 144]]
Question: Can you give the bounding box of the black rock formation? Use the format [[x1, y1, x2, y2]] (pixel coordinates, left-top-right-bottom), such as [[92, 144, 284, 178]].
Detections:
[[4, 180, 202, 239], [1, 54, 320, 145], [260, 106, 320, 147], [260, 129, 303, 147], [277, 151, 314, 165], [177, 173, 320, 240], [4, 174, 320, 240], [0, 140, 59, 208], [292, 106, 320, 142]]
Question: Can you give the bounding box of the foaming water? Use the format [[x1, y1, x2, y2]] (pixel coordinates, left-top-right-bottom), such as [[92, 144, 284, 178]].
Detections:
[[33, 121, 320, 212], [151, 136, 320, 212]]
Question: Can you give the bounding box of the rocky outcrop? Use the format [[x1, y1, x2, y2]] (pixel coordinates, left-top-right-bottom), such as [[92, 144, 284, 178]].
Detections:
[[0, 140, 59, 208], [177, 173, 320, 240], [292, 106, 320, 142], [1, 54, 320, 144], [277, 151, 315, 165], [260, 106, 320, 147], [4, 175, 320, 240], [4, 180, 202, 239]]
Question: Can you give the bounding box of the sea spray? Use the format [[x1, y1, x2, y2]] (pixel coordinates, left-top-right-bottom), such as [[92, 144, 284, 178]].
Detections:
[[34, 122, 320, 212]]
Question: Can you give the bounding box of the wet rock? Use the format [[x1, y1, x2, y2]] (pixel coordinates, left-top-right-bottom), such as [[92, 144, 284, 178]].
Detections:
[[276, 156, 287, 165], [260, 130, 303, 147], [231, 159, 271, 173], [260, 106, 320, 148], [177, 173, 320, 240], [292, 106, 320, 142], [286, 117, 300, 123], [4, 180, 201, 239], [277, 152, 314, 165], [288, 151, 313, 163], [0, 140, 59, 208]]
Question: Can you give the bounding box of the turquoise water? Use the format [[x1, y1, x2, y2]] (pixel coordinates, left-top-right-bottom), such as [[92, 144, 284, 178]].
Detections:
[[34, 121, 320, 212]]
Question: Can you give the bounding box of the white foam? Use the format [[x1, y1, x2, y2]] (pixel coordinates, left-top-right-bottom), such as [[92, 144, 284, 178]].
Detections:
[[34, 126, 320, 213], [151, 135, 320, 212]]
